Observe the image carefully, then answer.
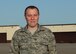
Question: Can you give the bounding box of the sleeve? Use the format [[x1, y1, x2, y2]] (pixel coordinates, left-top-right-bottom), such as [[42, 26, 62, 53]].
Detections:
[[9, 31, 20, 54], [47, 30, 57, 54]]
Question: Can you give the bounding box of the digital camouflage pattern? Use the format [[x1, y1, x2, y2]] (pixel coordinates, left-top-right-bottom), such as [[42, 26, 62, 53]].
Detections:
[[10, 25, 57, 54]]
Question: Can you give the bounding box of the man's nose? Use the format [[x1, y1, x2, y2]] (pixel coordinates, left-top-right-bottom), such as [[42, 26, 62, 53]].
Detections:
[[31, 16, 34, 20]]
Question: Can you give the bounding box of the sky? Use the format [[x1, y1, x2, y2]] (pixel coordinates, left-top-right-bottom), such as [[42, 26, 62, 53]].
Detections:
[[0, 0, 76, 27]]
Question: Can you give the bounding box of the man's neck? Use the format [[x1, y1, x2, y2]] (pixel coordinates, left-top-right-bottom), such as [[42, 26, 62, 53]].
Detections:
[[27, 25, 38, 34], [28, 25, 38, 29]]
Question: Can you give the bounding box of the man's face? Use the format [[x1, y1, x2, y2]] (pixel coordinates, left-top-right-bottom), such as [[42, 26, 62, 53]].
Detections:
[[25, 8, 39, 27]]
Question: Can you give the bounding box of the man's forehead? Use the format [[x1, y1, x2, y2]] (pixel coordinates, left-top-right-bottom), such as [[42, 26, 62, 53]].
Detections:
[[26, 8, 38, 11], [26, 8, 38, 14]]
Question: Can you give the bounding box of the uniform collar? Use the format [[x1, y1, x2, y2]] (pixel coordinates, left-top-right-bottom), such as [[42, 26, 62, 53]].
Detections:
[[21, 24, 45, 33]]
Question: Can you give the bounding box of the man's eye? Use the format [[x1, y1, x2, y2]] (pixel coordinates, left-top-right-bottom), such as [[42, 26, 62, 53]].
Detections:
[[28, 15, 31, 17], [34, 14, 38, 16]]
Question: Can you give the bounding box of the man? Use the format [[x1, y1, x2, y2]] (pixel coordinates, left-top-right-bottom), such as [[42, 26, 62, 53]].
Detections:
[[10, 5, 57, 54]]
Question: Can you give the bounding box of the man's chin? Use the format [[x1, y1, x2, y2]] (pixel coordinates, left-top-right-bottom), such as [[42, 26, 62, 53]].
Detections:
[[30, 25, 36, 28]]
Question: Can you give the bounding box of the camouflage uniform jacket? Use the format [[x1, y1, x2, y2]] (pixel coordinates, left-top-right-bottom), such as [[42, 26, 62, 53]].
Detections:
[[10, 25, 57, 54]]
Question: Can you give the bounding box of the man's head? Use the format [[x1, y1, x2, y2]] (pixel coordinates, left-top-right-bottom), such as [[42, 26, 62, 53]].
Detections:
[[24, 5, 40, 28]]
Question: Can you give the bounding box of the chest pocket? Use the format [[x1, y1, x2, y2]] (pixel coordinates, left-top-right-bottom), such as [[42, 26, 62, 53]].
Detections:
[[19, 35, 30, 50], [40, 36, 49, 45], [31, 33, 49, 45]]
